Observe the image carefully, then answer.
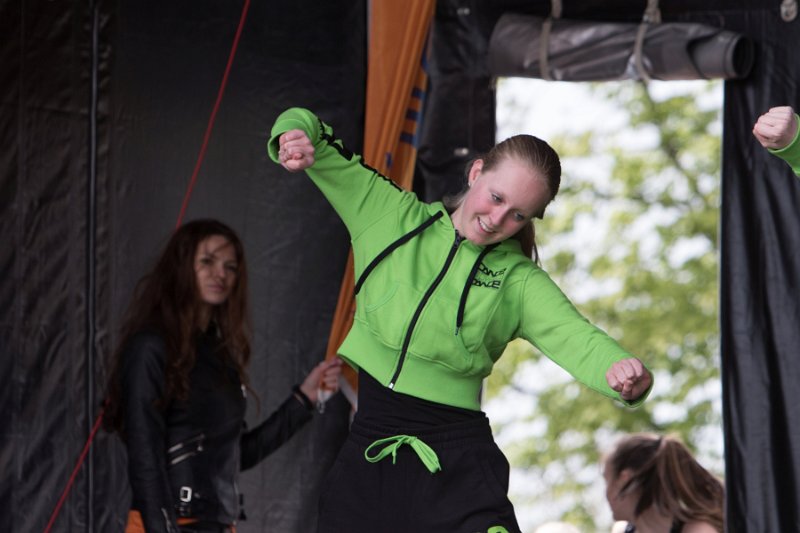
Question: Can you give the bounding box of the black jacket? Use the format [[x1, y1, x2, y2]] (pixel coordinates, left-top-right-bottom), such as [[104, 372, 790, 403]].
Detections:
[[121, 329, 312, 533]]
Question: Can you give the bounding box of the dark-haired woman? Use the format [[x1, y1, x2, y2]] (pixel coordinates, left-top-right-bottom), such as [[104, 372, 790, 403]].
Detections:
[[105, 219, 341, 533], [603, 433, 724, 533]]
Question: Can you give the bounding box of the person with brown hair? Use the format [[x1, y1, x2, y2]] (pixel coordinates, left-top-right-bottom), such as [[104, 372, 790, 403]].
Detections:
[[269, 107, 653, 533], [603, 433, 724, 533], [104, 219, 342, 533]]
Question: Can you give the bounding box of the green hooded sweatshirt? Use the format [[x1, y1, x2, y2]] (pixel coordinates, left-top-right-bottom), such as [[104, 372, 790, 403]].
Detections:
[[268, 108, 648, 411]]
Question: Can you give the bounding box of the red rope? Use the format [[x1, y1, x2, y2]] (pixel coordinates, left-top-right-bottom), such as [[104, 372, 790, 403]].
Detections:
[[44, 2, 252, 531], [175, 0, 252, 228], [43, 408, 105, 533]]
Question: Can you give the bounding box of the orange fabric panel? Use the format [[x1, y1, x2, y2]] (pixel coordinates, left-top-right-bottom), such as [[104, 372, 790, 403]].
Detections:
[[325, 0, 435, 400], [125, 510, 235, 532], [125, 511, 146, 533], [391, 62, 429, 188], [126, 510, 201, 532], [362, 0, 435, 181]]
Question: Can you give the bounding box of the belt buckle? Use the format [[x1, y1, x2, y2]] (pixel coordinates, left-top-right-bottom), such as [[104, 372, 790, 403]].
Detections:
[[177, 486, 193, 517]]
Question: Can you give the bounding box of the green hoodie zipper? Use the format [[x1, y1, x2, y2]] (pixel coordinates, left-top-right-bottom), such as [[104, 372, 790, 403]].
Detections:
[[389, 230, 464, 389]]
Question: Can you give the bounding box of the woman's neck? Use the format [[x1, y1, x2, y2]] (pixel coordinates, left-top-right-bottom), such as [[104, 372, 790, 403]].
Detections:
[[630, 507, 676, 533], [449, 207, 464, 236], [197, 305, 212, 332]]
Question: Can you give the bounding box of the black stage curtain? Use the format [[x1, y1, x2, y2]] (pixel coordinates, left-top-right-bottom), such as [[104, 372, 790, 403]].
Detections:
[[1, 1, 110, 531], [0, 1, 364, 531], [414, 0, 497, 203], [717, 7, 800, 533]]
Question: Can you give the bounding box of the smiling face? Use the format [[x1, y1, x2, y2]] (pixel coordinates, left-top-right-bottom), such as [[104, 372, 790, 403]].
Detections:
[[451, 157, 551, 246], [194, 234, 238, 310]]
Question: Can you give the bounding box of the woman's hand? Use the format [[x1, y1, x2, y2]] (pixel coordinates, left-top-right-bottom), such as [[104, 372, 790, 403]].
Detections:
[[606, 358, 652, 402], [278, 129, 315, 172], [298, 357, 343, 404], [753, 106, 798, 150]]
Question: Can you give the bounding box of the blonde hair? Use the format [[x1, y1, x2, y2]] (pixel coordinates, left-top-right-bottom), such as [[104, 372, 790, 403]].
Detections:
[[445, 134, 561, 263]]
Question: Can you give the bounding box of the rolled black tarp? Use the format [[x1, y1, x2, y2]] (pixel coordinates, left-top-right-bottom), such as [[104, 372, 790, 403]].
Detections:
[[488, 13, 754, 82]]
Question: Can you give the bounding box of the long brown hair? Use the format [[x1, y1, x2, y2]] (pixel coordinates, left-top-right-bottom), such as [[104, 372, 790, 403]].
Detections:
[[606, 433, 725, 532], [104, 219, 252, 433], [445, 134, 561, 263]]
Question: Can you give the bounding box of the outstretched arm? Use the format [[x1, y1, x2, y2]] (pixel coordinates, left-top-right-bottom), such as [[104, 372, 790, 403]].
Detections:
[[268, 108, 415, 239], [521, 268, 653, 406], [239, 358, 343, 470]]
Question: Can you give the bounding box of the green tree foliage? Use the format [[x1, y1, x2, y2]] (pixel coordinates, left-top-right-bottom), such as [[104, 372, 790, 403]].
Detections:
[[487, 80, 723, 531]]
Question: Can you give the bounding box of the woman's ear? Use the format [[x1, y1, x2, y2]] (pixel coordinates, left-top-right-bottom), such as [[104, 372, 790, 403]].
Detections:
[[616, 468, 637, 497], [467, 159, 484, 187], [618, 468, 633, 484]]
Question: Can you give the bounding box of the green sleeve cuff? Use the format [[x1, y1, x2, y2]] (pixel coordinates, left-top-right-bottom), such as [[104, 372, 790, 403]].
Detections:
[[267, 107, 321, 163], [768, 113, 800, 156], [768, 113, 800, 176]]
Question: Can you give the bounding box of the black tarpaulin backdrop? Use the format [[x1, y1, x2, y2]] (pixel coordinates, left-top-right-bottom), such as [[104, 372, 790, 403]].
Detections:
[[487, 13, 755, 81], [717, 7, 800, 533], [2, 0, 800, 531], [2, 0, 363, 531]]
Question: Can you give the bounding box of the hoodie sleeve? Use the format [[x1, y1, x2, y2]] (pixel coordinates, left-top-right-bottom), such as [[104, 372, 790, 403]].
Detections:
[[267, 107, 418, 240], [239, 393, 312, 471], [518, 267, 651, 407], [122, 333, 179, 533]]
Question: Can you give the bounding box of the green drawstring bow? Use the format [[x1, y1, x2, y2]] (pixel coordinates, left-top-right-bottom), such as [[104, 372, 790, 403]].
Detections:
[[364, 434, 441, 474]]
